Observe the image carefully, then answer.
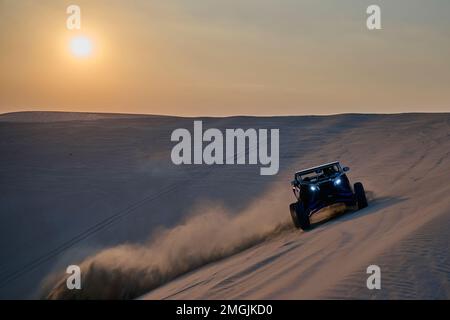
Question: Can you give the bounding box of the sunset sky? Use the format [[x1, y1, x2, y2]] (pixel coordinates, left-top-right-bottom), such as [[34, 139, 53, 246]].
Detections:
[[1, 0, 449, 116]]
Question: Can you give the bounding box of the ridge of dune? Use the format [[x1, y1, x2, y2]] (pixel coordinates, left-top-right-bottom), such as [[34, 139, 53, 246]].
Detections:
[[0, 111, 154, 123]]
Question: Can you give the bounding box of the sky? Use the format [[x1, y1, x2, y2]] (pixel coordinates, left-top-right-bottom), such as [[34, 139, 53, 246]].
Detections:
[[0, 0, 449, 116]]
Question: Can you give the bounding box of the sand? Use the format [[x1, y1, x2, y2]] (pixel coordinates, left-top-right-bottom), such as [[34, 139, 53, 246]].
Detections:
[[0, 112, 449, 299]]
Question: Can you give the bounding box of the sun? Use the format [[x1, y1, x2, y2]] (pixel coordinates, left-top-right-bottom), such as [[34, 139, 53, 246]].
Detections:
[[69, 36, 93, 58]]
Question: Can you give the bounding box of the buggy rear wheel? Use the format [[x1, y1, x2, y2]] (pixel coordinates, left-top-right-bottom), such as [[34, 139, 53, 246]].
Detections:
[[354, 182, 368, 209], [289, 202, 311, 230]]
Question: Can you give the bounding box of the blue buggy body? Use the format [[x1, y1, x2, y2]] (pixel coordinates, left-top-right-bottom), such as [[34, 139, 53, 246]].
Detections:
[[289, 161, 368, 230]]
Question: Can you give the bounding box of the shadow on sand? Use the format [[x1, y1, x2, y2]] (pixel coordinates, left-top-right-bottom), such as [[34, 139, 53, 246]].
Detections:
[[307, 195, 408, 230]]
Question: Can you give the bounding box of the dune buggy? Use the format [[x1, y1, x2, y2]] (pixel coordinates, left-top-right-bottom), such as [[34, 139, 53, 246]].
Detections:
[[289, 161, 368, 230]]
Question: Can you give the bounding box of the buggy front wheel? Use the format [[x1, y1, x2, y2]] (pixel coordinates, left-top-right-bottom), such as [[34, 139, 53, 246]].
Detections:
[[354, 182, 368, 209], [289, 202, 311, 230]]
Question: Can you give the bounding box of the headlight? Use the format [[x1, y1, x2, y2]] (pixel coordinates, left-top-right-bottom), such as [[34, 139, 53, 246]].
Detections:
[[334, 178, 342, 185], [310, 185, 318, 191]]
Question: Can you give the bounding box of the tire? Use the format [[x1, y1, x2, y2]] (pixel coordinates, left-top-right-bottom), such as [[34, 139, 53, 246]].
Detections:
[[289, 202, 311, 230], [354, 182, 368, 209], [289, 203, 301, 229]]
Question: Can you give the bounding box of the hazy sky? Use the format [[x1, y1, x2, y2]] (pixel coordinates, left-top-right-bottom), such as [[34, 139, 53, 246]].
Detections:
[[1, 0, 449, 116]]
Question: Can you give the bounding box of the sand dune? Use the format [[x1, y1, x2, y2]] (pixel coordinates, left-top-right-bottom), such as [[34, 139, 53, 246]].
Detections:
[[0, 112, 449, 299], [0, 111, 150, 122]]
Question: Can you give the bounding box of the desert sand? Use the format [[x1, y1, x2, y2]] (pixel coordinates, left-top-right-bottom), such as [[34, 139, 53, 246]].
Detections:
[[0, 111, 449, 299]]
